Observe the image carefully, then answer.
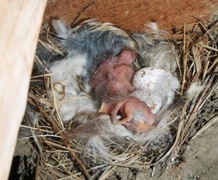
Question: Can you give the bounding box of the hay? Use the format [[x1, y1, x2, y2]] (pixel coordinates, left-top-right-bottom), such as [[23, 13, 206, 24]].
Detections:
[[16, 19, 218, 179]]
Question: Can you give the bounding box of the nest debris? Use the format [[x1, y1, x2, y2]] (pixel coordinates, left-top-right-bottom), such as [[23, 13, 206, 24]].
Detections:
[[15, 19, 218, 180]]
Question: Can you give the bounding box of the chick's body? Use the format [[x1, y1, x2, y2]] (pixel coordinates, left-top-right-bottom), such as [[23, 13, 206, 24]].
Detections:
[[111, 97, 155, 133], [91, 49, 156, 133], [90, 49, 136, 102]]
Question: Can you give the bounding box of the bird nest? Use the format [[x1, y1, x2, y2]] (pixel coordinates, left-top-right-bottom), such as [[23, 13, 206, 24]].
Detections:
[[16, 19, 218, 180]]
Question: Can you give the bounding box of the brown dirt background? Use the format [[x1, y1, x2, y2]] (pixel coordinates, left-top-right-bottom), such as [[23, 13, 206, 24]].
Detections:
[[41, 1, 218, 179], [44, 0, 218, 33], [136, 121, 218, 180]]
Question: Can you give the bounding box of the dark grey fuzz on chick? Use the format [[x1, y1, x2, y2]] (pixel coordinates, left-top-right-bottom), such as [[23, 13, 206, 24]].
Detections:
[[52, 19, 138, 92]]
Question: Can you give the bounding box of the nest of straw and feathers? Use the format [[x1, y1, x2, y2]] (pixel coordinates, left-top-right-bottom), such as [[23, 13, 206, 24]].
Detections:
[[17, 18, 218, 180]]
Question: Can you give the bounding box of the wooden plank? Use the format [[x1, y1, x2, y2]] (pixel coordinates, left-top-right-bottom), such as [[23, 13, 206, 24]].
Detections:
[[0, 0, 47, 179]]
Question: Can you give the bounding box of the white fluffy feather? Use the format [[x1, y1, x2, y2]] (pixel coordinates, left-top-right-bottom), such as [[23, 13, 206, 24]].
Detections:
[[49, 53, 98, 122], [52, 20, 69, 39], [186, 82, 205, 100]]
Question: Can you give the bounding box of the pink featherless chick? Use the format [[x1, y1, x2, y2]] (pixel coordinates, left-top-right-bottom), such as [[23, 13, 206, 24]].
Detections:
[[89, 48, 136, 102], [90, 48, 155, 133], [110, 96, 155, 133]]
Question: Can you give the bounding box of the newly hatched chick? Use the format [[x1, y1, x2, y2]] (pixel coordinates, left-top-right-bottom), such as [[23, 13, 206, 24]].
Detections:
[[89, 49, 136, 102], [51, 19, 137, 93], [90, 49, 155, 133], [110, 96, 155, 133], [98, 66, 179, 133]]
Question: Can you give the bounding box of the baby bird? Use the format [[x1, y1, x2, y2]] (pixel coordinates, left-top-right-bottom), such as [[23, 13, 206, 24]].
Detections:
[[98, 96, 155, 134], [51, 19, 137, 93], [89, 48, 136, 102], [111, 96, 155, 134], [90, 49, 155, 133]]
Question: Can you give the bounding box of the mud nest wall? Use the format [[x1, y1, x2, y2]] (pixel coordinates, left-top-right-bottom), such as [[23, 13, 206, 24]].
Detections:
[[44, 0, 218, 32]]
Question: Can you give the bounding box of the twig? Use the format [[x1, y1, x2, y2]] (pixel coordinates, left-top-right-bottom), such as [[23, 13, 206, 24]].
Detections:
[[99, 166, 117, 180], [192, 116, 218, 140], [181, 24, 188, 95], [202, 44, 218, 52], [182, 75, 215, 142], [36, 104, 91, 180], [34, 154, 40, 180]]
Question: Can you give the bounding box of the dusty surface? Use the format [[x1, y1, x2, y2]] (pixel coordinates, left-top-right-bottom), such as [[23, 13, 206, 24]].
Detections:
[[44, 0, 218, 32], [136, 120, 218, 180], [168, 122, 218, 179]]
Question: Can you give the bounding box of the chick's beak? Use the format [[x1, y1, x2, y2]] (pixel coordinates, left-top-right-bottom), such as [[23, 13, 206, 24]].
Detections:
[[98, 102, 114, 114]]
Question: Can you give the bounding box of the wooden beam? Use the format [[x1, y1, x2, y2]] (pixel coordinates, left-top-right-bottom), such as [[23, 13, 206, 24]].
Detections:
[[0, 0, 47, 179]]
